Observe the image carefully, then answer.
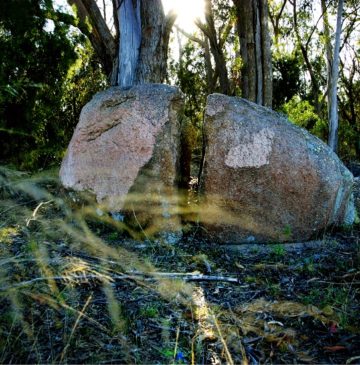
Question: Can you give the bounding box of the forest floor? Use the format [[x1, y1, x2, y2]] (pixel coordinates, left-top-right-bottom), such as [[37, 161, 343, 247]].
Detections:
[[0, 166, 359, 364]]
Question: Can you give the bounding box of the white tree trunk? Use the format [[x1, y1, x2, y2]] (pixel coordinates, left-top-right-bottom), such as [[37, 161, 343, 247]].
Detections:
[[328, 0, 344, 152], [117, 0, 141, 88], [255, 3, 263, 105], [260, 0, 273, 108]]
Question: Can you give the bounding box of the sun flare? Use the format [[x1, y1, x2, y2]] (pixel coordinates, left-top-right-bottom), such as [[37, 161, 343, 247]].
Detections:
[[162, 0, 205, 32]]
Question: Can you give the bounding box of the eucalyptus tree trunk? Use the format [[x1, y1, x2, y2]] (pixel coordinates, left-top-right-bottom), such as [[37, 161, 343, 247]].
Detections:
[[260, 0, 273, 107], [233, 0, 272, 107], [68, 0, 176, 87], [117, 0, 141, 87], [234, 0, 255, 101], [327, 0, 344, 153], [136, 0, 175, 84], [321, 0, 333, 85], [292, 0, 322, 116], [116, 0, 176, 87]]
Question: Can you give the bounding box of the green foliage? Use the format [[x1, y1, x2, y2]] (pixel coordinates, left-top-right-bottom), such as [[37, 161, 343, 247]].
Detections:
[[302, 286, 353, 328], [140, 305, 159, 318], [282, 225, 292, 239], [282, 96, 327, 140], [273, 52, 303, 110], [271, 244, 286, 258], [58, 42, 107, 155], [0, 0, 106, 170], [338, 78, 360, 160], [169, 40, 208, 164], [267, 282, 281, 296], [0, 0, 74, 168], [170, 41, 207, 127]]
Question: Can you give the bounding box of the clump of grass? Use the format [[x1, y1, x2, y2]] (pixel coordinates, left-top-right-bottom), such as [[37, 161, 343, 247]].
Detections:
[[0, 166, 198, 363], [301, 285, 357, 329], [140, 304, 160, 318], [271, 243, 286, 258]]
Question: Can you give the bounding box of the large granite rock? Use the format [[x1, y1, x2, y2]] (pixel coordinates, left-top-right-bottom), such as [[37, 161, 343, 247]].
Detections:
[[200, 94, 354, 243], [60, 84, 184, 239]]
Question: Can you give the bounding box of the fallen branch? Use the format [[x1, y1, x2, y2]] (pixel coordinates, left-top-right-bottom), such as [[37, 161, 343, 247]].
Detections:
[[307, 278, 360, 285], [129, 271, 243, 284], [0, 271, 244, 291]]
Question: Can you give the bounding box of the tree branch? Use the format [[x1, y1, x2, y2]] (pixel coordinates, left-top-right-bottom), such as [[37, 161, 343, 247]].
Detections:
[[305, 9, 326, 51], [111, 0, 120, 42], [175, 25, 206, 47], [44, 6, 92, 39], [67, 0, 117, 78], [165, 9, 177, 34], [220, 18, 234, 48], [195, 18, 212, 40]]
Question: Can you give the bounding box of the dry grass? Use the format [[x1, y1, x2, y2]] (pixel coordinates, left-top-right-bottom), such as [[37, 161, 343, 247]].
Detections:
[[0, 165, 359, 364]]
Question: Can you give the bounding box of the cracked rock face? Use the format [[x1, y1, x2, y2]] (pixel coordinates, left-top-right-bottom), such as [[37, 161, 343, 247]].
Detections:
[[60, 84, 184, 237], [200, 94, 354, 243]]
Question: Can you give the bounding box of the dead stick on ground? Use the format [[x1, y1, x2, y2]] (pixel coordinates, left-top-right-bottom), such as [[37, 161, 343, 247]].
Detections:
[[130, 271, 243, 283], [1, 272, 245, 291]]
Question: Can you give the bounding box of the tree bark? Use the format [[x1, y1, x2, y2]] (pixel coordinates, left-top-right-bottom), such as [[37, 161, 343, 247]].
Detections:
[[204, 37, 217, 93], [135, 0, 176, 84], [233, 0, 272, 107], [255, 4, 263, 105], [68, 0, 175, 86], [328, 0, 344, 152], [234, 0, 255, 101], [321, 0, 333, 84], [260, 0, 273, 107], [117, 0, 141, 87]]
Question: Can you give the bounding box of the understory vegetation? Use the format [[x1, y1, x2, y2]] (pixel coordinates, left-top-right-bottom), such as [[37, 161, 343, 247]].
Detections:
[[0, 167, 359, 364], [1, 0, 359, 170]]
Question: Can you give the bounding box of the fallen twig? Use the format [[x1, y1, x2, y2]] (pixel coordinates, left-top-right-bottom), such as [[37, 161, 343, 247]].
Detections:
[[347, 355, 360, 364], [0, 271, 245, 291], [129, 271, 244, 284], [307, 279, 360, 285], [26, 200, 53, 226]]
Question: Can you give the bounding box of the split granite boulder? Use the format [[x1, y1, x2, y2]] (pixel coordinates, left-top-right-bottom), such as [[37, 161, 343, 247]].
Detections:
[[200, 94, 354, 243], [60, 84, 185, 239]]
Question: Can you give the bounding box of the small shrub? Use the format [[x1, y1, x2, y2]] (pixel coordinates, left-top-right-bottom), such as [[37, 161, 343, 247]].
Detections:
[[271, 244, 286, 258]]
